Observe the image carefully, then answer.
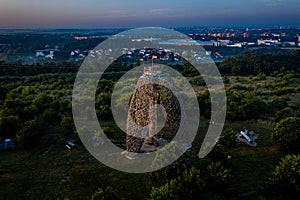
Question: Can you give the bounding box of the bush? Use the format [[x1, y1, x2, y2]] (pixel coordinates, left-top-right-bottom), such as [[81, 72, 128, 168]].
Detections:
[[274, 107, 293, 123], [272, 117, 300, 154], [255, 72, 266, 81], [272, 155, 300, 186], [197, 90, 211, 119], [149, 179, 183, 200], [16, 118, 46, 147], [218, 128, 236, 149], [151, 142, 193, 183], [20, 105, 38, 121], [91, 186, 117, 200], [32, 93, 53, 112], [42, 109, 60, 124], [149, 162, 229, 200], [262, 155, 300, 199], [226, 89, 266, 121], [207, 144, 228, 164], [61, 116, 75, 138]]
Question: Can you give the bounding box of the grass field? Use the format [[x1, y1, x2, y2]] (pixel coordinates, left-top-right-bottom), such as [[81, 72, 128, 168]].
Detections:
[[0, 119, 284, 200], [1, 73, 298, 199]]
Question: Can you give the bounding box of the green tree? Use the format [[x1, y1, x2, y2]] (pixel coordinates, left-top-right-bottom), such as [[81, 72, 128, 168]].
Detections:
[[61, 116, 75, 138], [272, 117, 300, 154], [227, 89, 266, 121], [197, 90, 211, 119], [42, 109, 60, 124], [16, 118, 45, 147], [96, 93, 112, 120], [20, 105, 38, 121], [32, 93, 53, 112]]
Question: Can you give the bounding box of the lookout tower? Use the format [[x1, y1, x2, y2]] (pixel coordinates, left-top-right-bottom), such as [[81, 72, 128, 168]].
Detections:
[[126, 65, 181, 153]]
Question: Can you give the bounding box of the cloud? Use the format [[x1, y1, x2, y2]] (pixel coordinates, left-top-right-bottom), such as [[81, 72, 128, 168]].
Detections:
[[261, 0, 284, 7], [149, 8, 175, 15]]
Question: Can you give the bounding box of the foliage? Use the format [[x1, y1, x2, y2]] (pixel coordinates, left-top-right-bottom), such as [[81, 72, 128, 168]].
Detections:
[[91, 186, 117, 200], [218, 128, 236, 149], [206, 144, 228, 164], [190, 75, 206, 86], [274, 107, 293, 123], [254, 72, 266, 80], [197, 90, 211, 119], [20, 105, 38, 121], [151, 142, 192, 183], [227, 89, 266, 121], [61, 116, 75, 138], [269, 97, 288, 112], [96, 93, 113, 120], [16, 118, 46, 147], [149, 161, 229, 200], [272, 117, 300, 154], [261, 155, 300, 199], [32, 93, 53, 113], [219, 50, 300, 76], [272, 155, 300, 187], [42, 109, 60, 124], [149, 179, 182, 200]]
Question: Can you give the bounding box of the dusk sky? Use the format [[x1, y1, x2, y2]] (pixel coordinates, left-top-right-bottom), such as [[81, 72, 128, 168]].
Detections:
[[0, 0, 299, 28]]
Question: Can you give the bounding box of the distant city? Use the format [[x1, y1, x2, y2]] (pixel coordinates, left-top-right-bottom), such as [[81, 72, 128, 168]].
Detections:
[[0, 27, 300, 64]]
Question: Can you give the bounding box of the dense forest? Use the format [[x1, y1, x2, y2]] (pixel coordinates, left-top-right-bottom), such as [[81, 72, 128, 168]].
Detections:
[[0, 50, 300, 199]]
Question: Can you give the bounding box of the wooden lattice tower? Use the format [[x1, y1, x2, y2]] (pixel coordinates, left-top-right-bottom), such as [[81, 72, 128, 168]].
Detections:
[[126, 65, 181, 153]]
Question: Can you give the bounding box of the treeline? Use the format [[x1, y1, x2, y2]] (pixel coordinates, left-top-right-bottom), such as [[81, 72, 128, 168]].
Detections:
[[218, 50, 300, 76], [0, 61, 80, 76]]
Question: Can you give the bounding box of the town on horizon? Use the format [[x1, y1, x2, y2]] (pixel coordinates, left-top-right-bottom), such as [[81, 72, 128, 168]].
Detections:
[[1, 26, 300, 65]]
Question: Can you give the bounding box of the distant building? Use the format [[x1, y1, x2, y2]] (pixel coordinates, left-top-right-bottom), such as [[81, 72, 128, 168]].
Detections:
[[36, 50, 45, 57], [196, 41, 214, 46], [281, 42, 296, 47], [257, 39, 280, 46], [227, 43, 243, 48], [74, 36, 88, 40], [243, 32, 250, 38], [35, 49, 59, 59], [272, 33, 280, 37]]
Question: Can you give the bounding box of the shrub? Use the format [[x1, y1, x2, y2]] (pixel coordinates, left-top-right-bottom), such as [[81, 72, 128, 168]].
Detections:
[[274, 107, 293, 123], [16, 118, 46, 147], [61, 116, 75, 138], [149, 179, 182, 200], [272, 117, 300, 154], [149, 161, 229, 200], [207, 144, 228, 164], [32, 93, 53, 112], [262, 155, 300, 199], [42, 109, 60, 124], [254, 72, 266, 81], [91, 186, 117, 200], [272, 155, 300, 186], [218, 128, 236, 149]]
